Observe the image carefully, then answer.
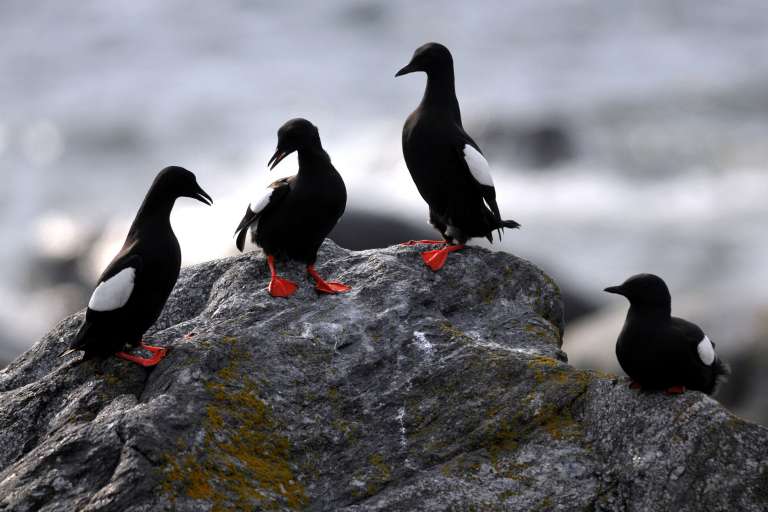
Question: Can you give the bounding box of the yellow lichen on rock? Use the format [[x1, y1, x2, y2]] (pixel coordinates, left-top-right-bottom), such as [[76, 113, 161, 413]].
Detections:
[[160, 338, 307, 510]]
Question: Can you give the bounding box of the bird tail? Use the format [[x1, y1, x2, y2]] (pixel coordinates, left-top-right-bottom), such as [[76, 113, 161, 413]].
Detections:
[[61, 321, 90, 358], [235, 227, 248, 253], [488, 219, 522, 243], [501, 219, 521, 230], [707, 357, 730, 395]]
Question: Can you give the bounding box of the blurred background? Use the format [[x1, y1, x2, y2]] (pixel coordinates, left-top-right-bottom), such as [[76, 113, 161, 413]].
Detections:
[[1, 1, 766, 424]]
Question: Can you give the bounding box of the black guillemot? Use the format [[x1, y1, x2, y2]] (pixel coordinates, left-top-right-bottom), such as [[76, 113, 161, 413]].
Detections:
[[396, 42, 520, 271], [63, 166, 212, 366], [234, 118, 350, 298], [605, 273, 729, 395]]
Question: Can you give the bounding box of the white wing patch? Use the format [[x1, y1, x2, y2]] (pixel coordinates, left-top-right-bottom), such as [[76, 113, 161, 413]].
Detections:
[[249, 188, 274, 215], [88, 267, 136, 312], [463, 144, 494, 187], [697, 335, 715, 366]]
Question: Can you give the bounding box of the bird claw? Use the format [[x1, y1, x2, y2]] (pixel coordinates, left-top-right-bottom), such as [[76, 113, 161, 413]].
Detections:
[[268, 276, 298, 297], [139, 342, 168, 354], [629, 381, 642, 390], [315, 281, 351, 294], [664, 385, 686, 395], [307, 265, 349, 295], [421, 245, 464, 271], [116, 342, 168, 367]]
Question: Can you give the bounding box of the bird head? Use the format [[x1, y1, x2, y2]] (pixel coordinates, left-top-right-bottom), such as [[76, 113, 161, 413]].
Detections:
[[152, 166, 213, 206], [268, 118, 322, 170], [604, 273, 671, 309], [395, 42, 454, 77]]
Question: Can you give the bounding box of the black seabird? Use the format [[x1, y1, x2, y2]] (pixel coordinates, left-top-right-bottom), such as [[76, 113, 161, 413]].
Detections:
[[395, 42, 520, 271], [233, 118, 350, 298], [63, 166, 212, 366], [605, 273, 729, 395]]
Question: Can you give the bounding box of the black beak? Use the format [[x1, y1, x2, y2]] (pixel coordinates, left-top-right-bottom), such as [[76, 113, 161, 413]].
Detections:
[[268, 149, 289, 170], [395, 62, 418, 77], [604, 285, 623, 295], [192, 183, 213, 206]]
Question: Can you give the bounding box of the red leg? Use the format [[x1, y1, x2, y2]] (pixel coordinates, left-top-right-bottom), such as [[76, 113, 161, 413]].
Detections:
[[267, 255, 297, 297], [629, 381, 642, 390], [421, 244, 465, 271], [115, 341, 168, 367], [400, 239, 448, 246], [307, 265, 351, 294], [664, 385, 686, 395]]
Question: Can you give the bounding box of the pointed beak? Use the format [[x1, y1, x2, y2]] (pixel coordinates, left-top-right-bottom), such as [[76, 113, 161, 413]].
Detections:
[[192, 184, 213, 206], [395, 62, 417, 77], [268, 149, 289, 170], [604, 285, 623, 295]]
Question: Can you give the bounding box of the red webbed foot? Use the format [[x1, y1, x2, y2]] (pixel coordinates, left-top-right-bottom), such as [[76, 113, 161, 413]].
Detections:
[[400, 239, 447, 247], [629, 381, 642, 390], [268, 276, 298, 297], [266, 254, 298, 297], [421, 244, 465, 271], [116, 341, 168, 367], [308, 265, 351, 295], [664, 385, 686, 395]]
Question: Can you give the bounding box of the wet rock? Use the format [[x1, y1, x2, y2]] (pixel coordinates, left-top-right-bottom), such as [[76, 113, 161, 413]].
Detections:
[[0, 242, 765, 511]]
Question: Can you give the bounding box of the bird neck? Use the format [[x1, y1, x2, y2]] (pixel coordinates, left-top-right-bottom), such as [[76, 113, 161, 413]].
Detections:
[[421, 70, 461, 122], [132, 190, 176, 229], [628, 302, 671, 320], [297, 146, 332, 174]]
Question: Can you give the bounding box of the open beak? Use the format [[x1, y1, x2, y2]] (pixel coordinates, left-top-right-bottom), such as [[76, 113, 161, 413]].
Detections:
[[192, 184, 213, 206], [604, 285, 623, 295], [395, 62, 418, 77], [268, 149, 289, 170]]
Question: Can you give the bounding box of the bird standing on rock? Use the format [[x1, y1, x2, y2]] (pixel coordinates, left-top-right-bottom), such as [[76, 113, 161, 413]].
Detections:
[[63, 166, 213, 366], [396, 42, 520, 271], [234, 118, 350, 298], [605, 273, 729, 395]]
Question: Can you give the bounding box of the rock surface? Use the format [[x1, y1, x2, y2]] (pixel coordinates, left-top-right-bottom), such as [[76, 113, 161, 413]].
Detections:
[[0, 242, 766, 511]]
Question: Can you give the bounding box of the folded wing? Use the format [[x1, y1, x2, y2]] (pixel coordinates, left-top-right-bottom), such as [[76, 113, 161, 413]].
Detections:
[[87, 253, 143, 312], [460, 143, 501, 221], [234, 176, 293, 252]]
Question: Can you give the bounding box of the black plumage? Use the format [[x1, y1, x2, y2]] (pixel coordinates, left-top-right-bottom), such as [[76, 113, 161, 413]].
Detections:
[[605, 273, 729, 395], [396, 42, 519, 270], [234, 118, 349, 297], [65, 166, 212, 366]]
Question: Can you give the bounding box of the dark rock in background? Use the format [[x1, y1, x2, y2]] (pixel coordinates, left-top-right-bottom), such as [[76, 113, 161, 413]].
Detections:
[[0, 242, 765, 511], [474, 118, 577, 169], [716, 330, 768, 426], [329, 209, 435, 250], [560, 287, 600, 325]]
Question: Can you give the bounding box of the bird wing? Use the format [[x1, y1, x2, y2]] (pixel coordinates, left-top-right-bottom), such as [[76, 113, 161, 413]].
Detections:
[[670, 317, 714, 366], [696, 335, 716, 366], [88, 253, 143, 312], [65, 252, 143, 354], [454, 139, 501, 221], [234, 176, 293, 252], [462, 143, 495, 187]]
